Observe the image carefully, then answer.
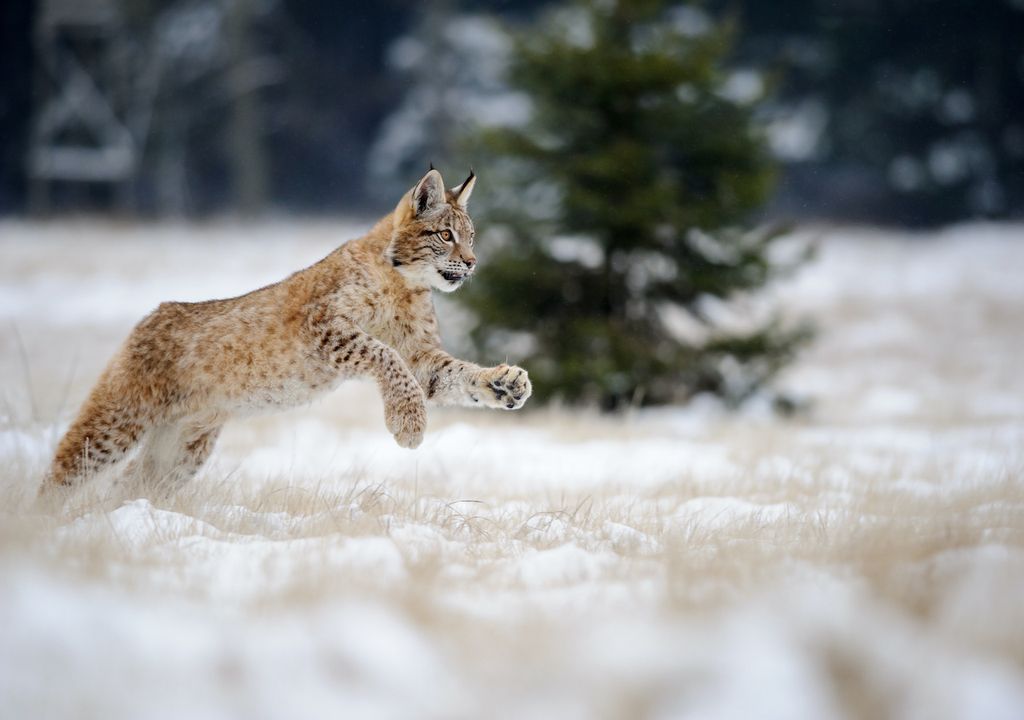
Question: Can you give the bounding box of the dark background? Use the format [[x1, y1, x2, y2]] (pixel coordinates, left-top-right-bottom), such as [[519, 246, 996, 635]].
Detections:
[[2, 0, 1022, 225]]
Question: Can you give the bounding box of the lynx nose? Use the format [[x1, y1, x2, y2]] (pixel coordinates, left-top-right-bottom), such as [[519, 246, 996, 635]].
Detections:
[[463, 258, 476, 270]]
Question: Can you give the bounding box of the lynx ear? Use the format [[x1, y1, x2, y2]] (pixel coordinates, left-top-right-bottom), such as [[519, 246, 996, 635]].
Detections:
[[411, 169, 446, 217], [453, 169, 476, 207]]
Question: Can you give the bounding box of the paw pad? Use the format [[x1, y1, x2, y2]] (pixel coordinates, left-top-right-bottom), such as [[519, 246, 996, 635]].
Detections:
[[486, 365, 532, 410]]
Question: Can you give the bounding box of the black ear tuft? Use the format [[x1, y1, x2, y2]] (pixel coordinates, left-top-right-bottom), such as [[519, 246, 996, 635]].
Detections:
[[454, 169, 477, 207]]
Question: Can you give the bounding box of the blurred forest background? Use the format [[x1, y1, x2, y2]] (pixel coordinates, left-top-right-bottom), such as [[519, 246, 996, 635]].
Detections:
[[2, 0, 1022, 223], [1, 0, 1022, 407]]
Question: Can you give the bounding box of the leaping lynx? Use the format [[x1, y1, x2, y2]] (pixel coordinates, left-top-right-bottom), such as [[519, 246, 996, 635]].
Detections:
[[43, 168, 531, 494]]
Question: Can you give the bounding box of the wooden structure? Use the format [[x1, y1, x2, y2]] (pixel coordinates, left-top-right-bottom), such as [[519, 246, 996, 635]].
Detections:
[[28, 0, 140, 212]]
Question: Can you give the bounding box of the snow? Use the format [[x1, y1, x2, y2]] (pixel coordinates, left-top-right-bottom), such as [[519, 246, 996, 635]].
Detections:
[[718, 69, 765, 105], [2, 221, 1024, 717], [232, 420, 739, 494], [767, 99, 828, 161], [675, 496, 799, 528], [0, 569, 457, 720]]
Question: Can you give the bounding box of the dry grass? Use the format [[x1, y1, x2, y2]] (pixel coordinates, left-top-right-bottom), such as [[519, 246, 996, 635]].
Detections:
[[2, 222, 1024, 718]]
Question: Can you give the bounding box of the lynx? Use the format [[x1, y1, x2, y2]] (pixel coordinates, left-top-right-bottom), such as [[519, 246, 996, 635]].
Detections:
[[43, 169, 531, 494]]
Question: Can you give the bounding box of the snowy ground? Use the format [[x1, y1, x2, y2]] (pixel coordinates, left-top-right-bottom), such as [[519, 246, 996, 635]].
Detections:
[[1, 220, 1023, 719]]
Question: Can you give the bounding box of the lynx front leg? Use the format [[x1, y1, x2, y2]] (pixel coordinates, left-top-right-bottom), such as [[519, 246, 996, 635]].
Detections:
[[411, 350, 531, 410], [322, 323, 427, 448]]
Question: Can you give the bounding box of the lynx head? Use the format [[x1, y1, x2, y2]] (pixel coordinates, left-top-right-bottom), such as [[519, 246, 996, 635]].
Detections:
[[387, 168, 478, 293]]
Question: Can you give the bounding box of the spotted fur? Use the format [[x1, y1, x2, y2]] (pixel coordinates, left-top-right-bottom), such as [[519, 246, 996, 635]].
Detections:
[[43, 169, 531, 493]]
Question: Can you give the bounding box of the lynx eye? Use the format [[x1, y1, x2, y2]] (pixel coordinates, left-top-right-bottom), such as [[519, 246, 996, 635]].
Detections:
[[439, 230, 452, 242]]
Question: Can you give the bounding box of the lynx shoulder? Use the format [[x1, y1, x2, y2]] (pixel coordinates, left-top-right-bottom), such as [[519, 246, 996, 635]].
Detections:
[[44, 169, 531, 494]]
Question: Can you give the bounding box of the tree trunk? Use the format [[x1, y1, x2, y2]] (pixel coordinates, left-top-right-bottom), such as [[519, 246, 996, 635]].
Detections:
[[226, 0, 268, 217]]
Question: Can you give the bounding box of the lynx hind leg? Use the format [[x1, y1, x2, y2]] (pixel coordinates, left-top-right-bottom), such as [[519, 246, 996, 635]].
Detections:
[[44, 387, 147, 494], [123, 422, 221, 494]]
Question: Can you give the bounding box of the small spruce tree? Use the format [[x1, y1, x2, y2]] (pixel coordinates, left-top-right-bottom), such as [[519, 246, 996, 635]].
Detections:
[[458, 0, 810, 409]]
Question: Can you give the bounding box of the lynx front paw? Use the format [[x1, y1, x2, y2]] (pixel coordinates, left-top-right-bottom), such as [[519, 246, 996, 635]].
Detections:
[[385, 391, 427, 449], [477, 364, 532, 410]]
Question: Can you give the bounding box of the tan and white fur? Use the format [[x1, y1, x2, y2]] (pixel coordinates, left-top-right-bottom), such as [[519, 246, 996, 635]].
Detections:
[[43, 169, 531, 495]]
